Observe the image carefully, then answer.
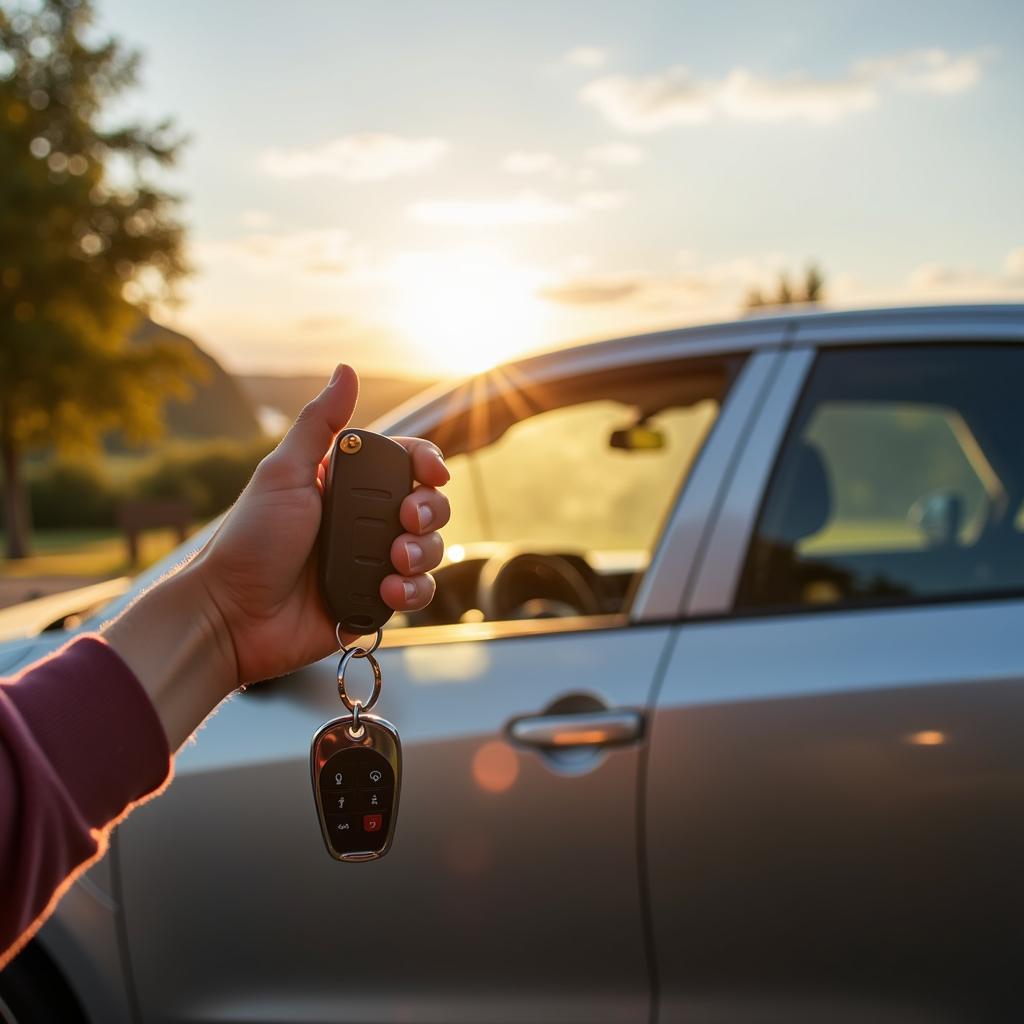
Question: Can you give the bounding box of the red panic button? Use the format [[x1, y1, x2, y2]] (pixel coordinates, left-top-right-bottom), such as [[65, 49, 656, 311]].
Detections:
[[363, 814, 383, 833]]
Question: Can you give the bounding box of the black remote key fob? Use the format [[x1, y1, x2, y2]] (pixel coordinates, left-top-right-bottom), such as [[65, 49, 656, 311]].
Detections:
[[318, 429, 413, 635], [311, 714, 401, 861]]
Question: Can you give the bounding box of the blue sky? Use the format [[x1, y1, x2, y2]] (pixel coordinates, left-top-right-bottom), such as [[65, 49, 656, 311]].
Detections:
[[95, 0, 1024, 376]]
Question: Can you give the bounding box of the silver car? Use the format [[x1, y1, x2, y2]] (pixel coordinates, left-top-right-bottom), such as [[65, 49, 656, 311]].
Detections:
[[3, 303, 1023, 1024]]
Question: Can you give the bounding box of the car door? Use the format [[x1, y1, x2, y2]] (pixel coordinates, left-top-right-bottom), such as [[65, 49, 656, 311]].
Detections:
[[113, 334, 778, 1024], [646, 314, 1024, 1023]]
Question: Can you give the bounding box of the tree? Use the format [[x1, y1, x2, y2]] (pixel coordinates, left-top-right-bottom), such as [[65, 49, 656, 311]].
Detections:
[[745, 263, 827, 311], [0, 0, 199, 558]]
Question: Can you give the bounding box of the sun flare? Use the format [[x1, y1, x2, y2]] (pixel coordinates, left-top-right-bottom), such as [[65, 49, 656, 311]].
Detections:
[[389, 249, 545, 375]]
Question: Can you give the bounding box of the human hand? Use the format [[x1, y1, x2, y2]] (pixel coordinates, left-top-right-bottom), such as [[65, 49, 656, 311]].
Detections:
[[192, 364, 450, 687]]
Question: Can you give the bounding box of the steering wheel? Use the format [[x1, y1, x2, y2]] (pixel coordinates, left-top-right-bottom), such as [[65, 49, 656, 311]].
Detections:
[[475, 552, 602, 621]]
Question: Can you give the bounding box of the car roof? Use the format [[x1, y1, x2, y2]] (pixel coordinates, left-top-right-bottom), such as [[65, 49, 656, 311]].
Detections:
[[383, 302, 1024, 437]]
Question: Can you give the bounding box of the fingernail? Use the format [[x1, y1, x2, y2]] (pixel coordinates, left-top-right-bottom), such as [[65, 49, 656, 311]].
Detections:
[[416, 503, 433, 530], [328, 364, 345, 387], [402, 580, 417, 601], [405, 540, 423, 569]]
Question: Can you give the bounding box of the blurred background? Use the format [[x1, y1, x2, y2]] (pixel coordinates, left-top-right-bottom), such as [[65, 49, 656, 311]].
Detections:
[[1, 0, 1021, 607]]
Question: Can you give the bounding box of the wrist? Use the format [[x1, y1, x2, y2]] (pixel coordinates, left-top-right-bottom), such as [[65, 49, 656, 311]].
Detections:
[[103, 559, 239, 751]]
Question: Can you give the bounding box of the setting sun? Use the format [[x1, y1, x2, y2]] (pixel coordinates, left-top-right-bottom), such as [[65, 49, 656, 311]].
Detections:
[[388, 249, 546, 375]]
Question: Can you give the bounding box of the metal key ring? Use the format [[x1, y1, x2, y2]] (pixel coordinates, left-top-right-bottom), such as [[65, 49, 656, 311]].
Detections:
[[337, 648, 382, 714], [335, 624, 383, 659]]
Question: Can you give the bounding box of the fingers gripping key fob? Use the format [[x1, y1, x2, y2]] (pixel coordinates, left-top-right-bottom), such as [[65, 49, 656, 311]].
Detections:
[[311, 715, 401, 861], [318, 429, 414, 635]]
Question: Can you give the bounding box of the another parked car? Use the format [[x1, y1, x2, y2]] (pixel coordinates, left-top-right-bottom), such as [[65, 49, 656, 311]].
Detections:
[[3, 303, 1024, 1024]]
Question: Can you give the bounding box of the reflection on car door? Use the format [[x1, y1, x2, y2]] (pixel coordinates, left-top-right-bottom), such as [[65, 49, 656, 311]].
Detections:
[[117, 626, 672, 1023], [646, 337, 1024, 1022]]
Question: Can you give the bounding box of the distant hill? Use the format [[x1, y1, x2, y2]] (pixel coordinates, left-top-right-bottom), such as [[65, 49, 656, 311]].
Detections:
[[240, 374, 436, 432], [126, 319, 262, 443]]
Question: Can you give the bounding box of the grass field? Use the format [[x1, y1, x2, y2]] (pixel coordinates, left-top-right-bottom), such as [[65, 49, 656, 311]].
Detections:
[[0, 527, 187, 578]]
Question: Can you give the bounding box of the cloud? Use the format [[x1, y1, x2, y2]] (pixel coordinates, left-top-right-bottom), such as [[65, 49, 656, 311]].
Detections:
[[408, 188, 630, 227], [260, 133, 448, 181], [193, 229, 357, 276], [576, 189, 628, 211], [240, 209, 275, 229], [539, 255, 789, 310], [564, 46, 608, 69], [407, 192, 576, 228], [581, 48, 989, 132], [853, 48, 988, 95], [585, 142, 646, 165], [540, 276, 643, 305], [502, 150, 561, 174], [906, 247, 1024, 296]]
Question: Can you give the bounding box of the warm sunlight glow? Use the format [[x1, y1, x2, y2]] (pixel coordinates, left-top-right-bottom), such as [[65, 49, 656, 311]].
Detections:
[[472, 740, 520, 793], [389, 249, 545, 375], [906, 730, 948, 746]]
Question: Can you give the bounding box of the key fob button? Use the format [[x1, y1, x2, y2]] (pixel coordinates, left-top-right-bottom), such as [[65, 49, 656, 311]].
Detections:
[[355, 788, 391, 812]]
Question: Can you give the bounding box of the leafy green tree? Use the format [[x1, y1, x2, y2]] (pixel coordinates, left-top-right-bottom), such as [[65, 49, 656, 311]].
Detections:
[[0, 0, 198, 558], [745, 263, 827, 311]]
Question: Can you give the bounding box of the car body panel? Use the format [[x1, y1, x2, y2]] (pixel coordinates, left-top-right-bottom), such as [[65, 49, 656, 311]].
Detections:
[[117, 624, 674, 1024], [4, 303, 1021, 1023], [646, 598, 1024, 1023], [646, 307, 1024, 1022], [0, 578, 131, 644]]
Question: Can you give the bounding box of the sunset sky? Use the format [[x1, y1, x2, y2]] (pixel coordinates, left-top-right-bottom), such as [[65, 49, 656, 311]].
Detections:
[[97, 0, 1024, 378]]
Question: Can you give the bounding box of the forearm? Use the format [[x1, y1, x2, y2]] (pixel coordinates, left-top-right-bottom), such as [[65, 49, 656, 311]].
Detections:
[[103, 556, 238, 751], [0, 635, 170, 968]]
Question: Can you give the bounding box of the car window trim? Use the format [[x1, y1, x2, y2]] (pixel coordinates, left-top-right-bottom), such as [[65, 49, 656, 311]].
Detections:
[[683, 346, 817, 617], [630, 347, 786, 621], [379, 613, 630, 648]]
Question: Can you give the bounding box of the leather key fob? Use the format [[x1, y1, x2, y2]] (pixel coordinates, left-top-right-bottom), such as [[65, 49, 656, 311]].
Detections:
[[318, 429, 413, 635]]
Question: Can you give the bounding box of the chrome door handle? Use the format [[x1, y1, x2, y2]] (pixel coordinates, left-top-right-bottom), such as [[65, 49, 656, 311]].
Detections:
[[507, 710, 644, 750]]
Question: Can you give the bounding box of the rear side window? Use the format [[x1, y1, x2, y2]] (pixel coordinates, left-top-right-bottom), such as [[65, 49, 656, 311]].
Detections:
[[737, 345, 1024, 610]]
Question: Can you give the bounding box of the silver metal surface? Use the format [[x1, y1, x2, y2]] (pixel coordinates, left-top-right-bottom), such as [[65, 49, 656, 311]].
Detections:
[[630, 349, 785, 622], [647, 597, 1024, 1020], [791, 302, 1024, 347], [117, 624, 670, 1022], [13, 304, 1024, 1024], [684, 346, 815, 616], [507, 709, 644, 748], [336, 648, 382, 713], [336, 623, 384, 657], [310, 713, 402, 862]]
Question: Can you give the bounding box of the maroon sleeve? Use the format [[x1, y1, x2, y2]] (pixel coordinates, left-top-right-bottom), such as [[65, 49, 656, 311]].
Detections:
[[0, 634, 171, 968]]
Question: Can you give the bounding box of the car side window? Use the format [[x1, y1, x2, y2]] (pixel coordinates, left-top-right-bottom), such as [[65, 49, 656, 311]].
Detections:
[[736, 344, 1024, 610], [402, 355, 743, 628]]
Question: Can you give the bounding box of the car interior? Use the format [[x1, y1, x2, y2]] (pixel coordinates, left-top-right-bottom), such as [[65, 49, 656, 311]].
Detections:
[[399, 354, 744, 629], [738, 345, 1024, 608]]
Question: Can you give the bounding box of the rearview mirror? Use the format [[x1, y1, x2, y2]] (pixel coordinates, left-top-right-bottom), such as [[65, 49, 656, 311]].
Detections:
[[609, 423, 665, 451]]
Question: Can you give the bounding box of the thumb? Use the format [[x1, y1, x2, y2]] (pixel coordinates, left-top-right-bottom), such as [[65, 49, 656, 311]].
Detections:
[[270, 364, 359, 486]]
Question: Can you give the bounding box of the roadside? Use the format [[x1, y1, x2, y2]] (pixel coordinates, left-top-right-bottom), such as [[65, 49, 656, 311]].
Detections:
[[0, 528, 185, 610]]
